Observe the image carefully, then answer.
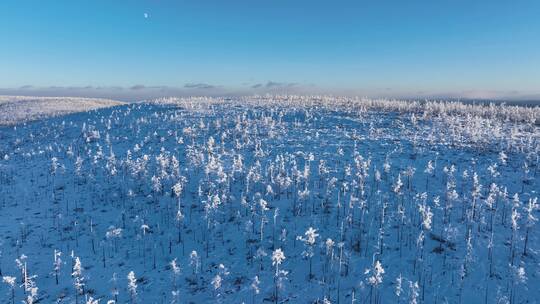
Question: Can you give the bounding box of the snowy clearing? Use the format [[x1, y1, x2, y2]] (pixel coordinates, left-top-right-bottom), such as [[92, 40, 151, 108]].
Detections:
[[0, 96, 538, 304], [0, 96, 125, 126]]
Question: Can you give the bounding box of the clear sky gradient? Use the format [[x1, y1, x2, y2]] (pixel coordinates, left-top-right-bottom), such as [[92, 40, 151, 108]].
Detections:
[[1, 0, 539, 100]]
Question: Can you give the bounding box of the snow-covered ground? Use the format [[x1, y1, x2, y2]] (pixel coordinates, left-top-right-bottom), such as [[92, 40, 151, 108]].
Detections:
[[0, 96, 125, 125], [0, 96, 538, 304]]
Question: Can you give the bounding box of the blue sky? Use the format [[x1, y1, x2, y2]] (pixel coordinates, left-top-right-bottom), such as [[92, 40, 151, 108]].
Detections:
[[1, 0, 539, 100]]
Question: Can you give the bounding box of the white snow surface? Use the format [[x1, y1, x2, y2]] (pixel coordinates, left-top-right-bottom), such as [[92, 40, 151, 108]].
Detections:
[[0, 95, 125, 125], [0, 96, 538, 304]]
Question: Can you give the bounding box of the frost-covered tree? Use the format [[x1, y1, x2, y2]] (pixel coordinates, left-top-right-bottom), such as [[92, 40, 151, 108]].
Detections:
[[297, 227, 319, 279], [523, 197, 538, 256], [53, 249, 62, 285], [424, 160, 435, 190], [21, 261, 38, 304], [366, 260, 385, 303], [51, 156, 62, 176], [2, 275, 16, 304], [510, 205, 520, 265], [110, 273, 119, 303], [258, 198, 269, 242], [170, 258, 181, 291], [250, 275, 260, 304], [106, 226, 122, 254], [15, 254, 27, 285], [271, 248, 286, 303], [172, 181, 185, 243], [85, 295, 100, 304], [127, 271, 138, 303], [324, 238, 335, 281], [395, 274, 403, 303], [393, 173, 403, 195], [72, 256, 85, 303], [211, 264, 229, 299], [189, 250, 200, 275], [409, 281, 419, 304]]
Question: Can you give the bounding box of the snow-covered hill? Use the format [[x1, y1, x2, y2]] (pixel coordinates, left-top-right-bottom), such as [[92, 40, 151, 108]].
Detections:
[[0, 95, 125, 125], [0, 96, 538, 304]]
